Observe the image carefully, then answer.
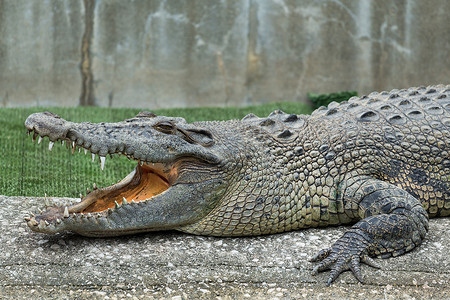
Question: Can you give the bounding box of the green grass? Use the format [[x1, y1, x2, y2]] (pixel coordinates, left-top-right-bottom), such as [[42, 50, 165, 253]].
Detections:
[[0, 103, 313, 197]]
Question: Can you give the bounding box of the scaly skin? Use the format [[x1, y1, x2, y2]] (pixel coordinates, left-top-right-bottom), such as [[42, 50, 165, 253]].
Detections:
[[24, 85, 450, 285]]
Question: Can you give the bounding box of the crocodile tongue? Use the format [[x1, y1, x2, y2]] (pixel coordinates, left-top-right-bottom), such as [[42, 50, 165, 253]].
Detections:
[[80, 162, 170, 213], [69, 162, 171, 213]]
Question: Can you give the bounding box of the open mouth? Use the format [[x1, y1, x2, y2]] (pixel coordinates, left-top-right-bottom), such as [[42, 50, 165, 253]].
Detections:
[[25, 129, 179, 228], [71, 162, 173, 214]]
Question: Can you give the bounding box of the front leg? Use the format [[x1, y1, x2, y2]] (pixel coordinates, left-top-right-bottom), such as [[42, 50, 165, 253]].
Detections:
[[311, 176, 429, 285]]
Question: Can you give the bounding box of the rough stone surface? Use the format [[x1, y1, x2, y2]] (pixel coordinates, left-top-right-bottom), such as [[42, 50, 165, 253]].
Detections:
[[1, 1, 449, 108], [1, 195, 449, 299]]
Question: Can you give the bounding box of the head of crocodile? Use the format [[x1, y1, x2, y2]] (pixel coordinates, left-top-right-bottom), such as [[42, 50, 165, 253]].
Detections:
[[24, 111, 248, 236]]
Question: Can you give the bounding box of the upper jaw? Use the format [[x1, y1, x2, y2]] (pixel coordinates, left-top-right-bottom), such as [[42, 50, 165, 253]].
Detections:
[[25, 111, 161, 170], [25, 112, 220, 169]]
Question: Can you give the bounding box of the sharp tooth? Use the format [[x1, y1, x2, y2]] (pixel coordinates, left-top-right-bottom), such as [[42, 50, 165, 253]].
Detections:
[[115, 200, 120, 208], [122, 197, 128, 205], [63, 207, 69, 218], [62, 140, 65, 146], [79, 148, 81, 153], [72, 141, 75, 148], [44, 193, 49, 206], [131, 200, 136, 204], [49, 141, 54, 151], [86, 188, 90, 194], [84, 149, 88, 155], [38, 208, 43, 213], [24, 216, 31, 221], [30, 219, 38, 226], [38, 136, 42, 144], [93, 183, 97, 190], [80, 193, 83, 199], [87, 213, 92, 218], [100, 156, 106, 170], [44, 220, 50, 226], [56, 218, 62, 224], [91, 153, 96, 162]]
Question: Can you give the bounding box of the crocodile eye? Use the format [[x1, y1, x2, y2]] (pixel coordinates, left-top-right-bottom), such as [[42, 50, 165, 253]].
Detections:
[[153, 121, 175, 134]]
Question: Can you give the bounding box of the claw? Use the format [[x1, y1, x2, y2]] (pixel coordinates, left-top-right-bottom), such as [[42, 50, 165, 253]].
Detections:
[[349, 256, 363, 283], [326, 258, 347, 286], [309, 248, 331, 262], [312, 257, 334, 275], [361, 255, 381, 269]]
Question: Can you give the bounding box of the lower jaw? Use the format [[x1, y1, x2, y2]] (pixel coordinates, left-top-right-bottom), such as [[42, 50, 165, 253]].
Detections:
[[33, 162, 173, 222]]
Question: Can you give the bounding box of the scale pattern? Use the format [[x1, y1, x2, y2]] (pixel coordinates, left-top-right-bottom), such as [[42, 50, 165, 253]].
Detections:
[[178, 85, 449, 284], [180, 85, 449, 237]]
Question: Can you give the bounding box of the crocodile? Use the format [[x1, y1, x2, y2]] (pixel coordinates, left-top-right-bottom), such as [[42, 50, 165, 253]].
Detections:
[[24, 85, 449, 285]]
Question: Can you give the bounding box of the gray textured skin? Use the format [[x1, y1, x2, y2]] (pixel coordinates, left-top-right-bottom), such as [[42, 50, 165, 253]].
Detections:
[[25, 85, 450, 285]]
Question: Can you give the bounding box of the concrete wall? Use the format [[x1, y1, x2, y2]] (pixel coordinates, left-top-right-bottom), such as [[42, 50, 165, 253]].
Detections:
[[0, 0, 449, 108]]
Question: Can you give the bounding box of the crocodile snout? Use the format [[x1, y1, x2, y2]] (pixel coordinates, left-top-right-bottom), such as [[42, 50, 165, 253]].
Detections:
[[25, 112, 70, 142]]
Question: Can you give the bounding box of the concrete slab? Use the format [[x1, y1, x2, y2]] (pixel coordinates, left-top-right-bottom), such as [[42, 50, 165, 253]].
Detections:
[[1, 195, 449, 299]]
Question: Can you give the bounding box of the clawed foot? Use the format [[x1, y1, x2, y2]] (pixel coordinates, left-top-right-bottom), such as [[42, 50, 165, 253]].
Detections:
[[309, 233, 381, 286]]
